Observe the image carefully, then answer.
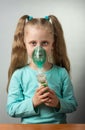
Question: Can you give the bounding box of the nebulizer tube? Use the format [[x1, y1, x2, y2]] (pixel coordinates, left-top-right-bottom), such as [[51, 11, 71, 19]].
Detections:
[[32, 46, 48, 87]]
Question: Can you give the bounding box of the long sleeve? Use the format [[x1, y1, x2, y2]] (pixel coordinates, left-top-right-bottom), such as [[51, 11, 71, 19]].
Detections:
[[56, 69, 78, 113], [6, 70, 39, 118]]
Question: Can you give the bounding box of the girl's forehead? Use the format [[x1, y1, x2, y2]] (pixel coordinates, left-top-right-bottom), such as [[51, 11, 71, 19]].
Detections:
[[24, 25, 54, 41], [25, 24, 51, 32], [24, 25, 53, 36]]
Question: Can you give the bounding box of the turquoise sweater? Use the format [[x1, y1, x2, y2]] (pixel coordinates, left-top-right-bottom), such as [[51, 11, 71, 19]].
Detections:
[[6, 65, 77, 124]]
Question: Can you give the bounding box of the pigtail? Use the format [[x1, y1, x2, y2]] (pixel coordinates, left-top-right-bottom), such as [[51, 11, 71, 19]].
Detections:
[[49, 15, 70, 74], [7, 15, 28, 92]]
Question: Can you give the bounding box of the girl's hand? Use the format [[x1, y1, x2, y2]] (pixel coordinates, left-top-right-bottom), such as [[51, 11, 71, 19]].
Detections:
[[44, 89, 60, 108], [32, 86, 50, 107]]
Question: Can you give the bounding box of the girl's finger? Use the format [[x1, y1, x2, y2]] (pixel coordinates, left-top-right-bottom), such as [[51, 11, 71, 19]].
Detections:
[[38, 87, 49, 95]]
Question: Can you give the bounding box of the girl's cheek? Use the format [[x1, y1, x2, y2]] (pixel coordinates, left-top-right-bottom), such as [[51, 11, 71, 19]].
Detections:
[[46, 49, 51, 55], [27, 49, 34, 57]]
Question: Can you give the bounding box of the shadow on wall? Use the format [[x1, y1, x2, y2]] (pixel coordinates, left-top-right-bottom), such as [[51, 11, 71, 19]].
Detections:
[[67, 71, 85, 123]]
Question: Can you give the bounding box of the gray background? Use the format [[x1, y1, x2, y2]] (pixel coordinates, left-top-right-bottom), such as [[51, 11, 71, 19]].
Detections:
[[0, 0, 85, 123]]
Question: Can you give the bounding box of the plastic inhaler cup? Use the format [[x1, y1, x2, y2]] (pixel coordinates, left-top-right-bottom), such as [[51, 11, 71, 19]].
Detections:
[[32, 46, 46, 68], [37, 73, 48, 87]]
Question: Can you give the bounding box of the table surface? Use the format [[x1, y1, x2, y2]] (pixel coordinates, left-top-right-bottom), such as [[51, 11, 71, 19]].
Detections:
[[0, 124, 85, 130]]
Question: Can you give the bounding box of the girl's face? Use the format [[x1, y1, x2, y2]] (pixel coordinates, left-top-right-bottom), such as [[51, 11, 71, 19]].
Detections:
[[24, 25, 54, 63]]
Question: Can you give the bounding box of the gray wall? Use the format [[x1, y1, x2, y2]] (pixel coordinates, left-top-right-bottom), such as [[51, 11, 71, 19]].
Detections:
[[0, 0, 85, 123]]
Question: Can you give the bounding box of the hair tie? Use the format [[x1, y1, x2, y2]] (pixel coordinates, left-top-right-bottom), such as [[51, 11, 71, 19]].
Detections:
[[44, 16, 52, 24], [44, 16, 49, 21], [27, 16, 33, 21]]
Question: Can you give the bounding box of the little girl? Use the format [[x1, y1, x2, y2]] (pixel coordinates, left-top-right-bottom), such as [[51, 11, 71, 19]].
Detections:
[[6, 15, 78, 124]]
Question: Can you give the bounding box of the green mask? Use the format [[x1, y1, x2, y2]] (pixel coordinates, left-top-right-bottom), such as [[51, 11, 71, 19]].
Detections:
[[32, 46, 46, 68]]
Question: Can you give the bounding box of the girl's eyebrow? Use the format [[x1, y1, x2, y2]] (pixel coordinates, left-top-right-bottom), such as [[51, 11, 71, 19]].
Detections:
[[28, 40, 49, 43], [28, 40, 36, 43], [41, 40, 49, 42]]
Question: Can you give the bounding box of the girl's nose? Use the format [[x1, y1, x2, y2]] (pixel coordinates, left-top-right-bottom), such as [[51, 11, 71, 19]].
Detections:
[[37, 42, 41, 47]]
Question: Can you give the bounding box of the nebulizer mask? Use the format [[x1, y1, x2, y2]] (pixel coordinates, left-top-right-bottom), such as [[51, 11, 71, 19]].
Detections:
[[32, 46, 48, 87]]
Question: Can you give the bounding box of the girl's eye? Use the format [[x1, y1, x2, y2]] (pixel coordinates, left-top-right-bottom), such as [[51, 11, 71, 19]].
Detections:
[[41, 41, 48, 46], [31, 41, 37, 46]]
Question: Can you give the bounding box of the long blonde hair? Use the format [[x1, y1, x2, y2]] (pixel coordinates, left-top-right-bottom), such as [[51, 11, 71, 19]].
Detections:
[[7, 15, 70, 91]]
